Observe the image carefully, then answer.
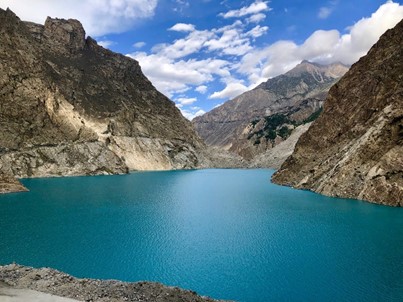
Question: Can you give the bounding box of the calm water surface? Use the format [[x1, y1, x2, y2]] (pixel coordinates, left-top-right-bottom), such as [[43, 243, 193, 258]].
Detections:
[[0, 169, 402, 301]]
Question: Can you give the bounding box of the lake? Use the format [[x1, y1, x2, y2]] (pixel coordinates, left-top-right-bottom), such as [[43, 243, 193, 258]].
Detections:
[[0, 169, 402, 301]]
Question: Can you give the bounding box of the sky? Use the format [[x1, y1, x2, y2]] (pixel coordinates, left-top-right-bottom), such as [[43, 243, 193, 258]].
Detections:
[[1, 1, 402, 120]]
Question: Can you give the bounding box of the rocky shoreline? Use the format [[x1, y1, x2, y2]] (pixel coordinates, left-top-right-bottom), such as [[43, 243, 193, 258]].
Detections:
[[0, 172, 28, 194], [0, 264, 228, 302], [0, 146, 248, 194]]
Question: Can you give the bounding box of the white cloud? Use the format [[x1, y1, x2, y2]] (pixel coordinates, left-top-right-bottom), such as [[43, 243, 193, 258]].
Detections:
[[176, 97, 197, 105], [129, 16, 270, 97], [169, 23, 195, 32], [0, 0, 158, 36], [151, 20, 267, 59], [334, 1, 403, 63], [247, 13, 266, 23], [318, 7, 332, 19], [209, 82, 249, 100], [195, 85, 208, 94], [133, 41, 146, 48], [195, 109, 206, 116], [97, 40, 115, 48], [246, 25, 269, 38], [128, 1, 402, 110], [204, 28, 252, 56], [129, 51, 230, 97], [180, 108, 206, 120], [220, 1, 271, 18], [318, 1, 339, 19], [203, 21, 268, 57], [299, 29, 340, 59], [152, 29, 214, 59], [237, 1, 403, 85]]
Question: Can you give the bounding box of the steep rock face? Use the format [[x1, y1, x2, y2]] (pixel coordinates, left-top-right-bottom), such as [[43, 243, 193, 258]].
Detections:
[[193, 61, 348, 161], [272, 20, 403, 206], [0, 8, 205, 187]]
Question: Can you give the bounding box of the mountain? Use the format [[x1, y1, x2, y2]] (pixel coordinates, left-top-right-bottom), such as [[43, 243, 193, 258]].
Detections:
[[272, 19, 403, 207], [0, 8, 206, 191], [193, 61, 348, 161]]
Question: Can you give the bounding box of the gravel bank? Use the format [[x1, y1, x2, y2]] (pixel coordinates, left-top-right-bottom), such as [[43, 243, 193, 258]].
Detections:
[[0, 264, 229, 302]]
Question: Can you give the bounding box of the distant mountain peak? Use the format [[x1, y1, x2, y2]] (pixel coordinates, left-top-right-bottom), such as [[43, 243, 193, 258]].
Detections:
[[285, 60, 348, 79], [300, 59, 315, 65], [193, 61, 349, 161]]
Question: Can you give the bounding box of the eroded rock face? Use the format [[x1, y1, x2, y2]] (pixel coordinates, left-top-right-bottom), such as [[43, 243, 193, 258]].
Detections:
[[272, 20, 403, 207], [0, 8, 206, 190], [0, 172, 27, 193], [193, 61, 348, 162]]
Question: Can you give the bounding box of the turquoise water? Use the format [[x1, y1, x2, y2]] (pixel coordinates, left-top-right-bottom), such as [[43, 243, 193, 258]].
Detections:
[[0, 169, 402, 301]]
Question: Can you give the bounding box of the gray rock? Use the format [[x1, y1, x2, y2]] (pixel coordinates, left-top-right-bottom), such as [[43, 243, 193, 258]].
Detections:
[[0, 264, 229, 302], [193, 61, 348, 162], [0, 7, 210, 190], [0, 171, 27, 193], [272, 20, 403, 207]]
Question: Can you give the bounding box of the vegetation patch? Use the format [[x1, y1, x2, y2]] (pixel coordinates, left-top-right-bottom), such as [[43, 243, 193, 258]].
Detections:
[[247, 108, 323, 144]]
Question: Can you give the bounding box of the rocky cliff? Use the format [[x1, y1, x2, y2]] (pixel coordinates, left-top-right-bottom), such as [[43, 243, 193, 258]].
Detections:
[[272, 19, 403, 207], [0, 172, 27, 193], [193, 61, 348, 161], [0, 8, 206, 191]]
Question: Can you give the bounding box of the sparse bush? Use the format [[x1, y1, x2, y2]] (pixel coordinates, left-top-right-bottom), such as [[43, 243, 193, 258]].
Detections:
[[278, 126, 292, 139]]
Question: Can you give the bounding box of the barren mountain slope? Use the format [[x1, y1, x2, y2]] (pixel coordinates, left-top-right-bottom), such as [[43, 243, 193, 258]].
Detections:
[[272, 19, 403, 206], [0, 8, 206, 191], [193, 61, 348, 160]]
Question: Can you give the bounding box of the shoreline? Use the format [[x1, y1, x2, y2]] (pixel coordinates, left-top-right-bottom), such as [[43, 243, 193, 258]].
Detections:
[[0, 264, 228, 302]]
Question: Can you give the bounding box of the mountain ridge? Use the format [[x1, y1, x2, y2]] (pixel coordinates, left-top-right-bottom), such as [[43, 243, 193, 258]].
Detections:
[[193, 60, 348, 161], [0, 8, 209, 191], [272, 19, 403, 206]]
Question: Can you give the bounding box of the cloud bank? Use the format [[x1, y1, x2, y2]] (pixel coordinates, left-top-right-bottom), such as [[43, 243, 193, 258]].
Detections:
[[2, 0, 401, 120], [238, 1, 403, 85], [130, 1, 403, 120]]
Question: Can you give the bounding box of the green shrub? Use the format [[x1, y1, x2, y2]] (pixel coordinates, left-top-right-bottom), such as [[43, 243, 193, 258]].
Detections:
[[265, 129, 277, 140], [278, 126, 292, 139]]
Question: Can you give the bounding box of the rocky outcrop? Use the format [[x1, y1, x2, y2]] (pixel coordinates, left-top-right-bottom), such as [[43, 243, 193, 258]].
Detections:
[[193, 61, 348, 162], [0, 264, 227, 302], [0, 8, 206, 191], [272, 20, 403, 207], [0, 172, 27, 193]]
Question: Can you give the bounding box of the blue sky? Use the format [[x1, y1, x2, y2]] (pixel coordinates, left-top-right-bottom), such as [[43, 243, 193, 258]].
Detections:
[[1, 1, 402, 119]]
